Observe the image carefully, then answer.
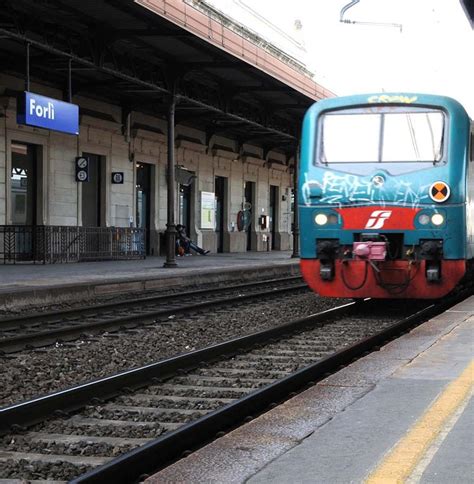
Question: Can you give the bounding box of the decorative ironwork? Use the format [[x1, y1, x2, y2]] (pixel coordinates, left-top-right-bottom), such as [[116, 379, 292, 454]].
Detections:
[[0, 226, 145, 264]]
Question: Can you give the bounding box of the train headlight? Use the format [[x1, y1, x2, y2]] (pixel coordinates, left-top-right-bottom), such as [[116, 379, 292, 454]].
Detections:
[[315, 213, 328, 225], [418, 214, 430, 225], [431, 213, 444, 226]]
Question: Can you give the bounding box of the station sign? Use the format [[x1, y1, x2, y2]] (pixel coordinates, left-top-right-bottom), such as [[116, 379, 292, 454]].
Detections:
[[111, 172, 124, 184], [75, 156, 89, 182], [17, 91, 79, 135]]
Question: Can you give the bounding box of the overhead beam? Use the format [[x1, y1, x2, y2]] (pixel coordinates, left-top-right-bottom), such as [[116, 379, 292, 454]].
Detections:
[[112, 29, 193, 38], [178, 96, 295, 141], [273, 103, 308, 109], [237, 86, 291, 93], [182, 61, 241, 69]]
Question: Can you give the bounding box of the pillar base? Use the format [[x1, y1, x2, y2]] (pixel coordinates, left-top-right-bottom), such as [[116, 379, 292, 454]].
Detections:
[[163, 260, 178, 268]]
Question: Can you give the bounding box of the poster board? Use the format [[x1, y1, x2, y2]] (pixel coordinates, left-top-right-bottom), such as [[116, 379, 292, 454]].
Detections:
[[200, 191, 215, 229]]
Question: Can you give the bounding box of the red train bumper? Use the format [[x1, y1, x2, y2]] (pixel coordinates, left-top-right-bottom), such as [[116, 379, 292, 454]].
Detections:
[[300, 259, 466, 299]]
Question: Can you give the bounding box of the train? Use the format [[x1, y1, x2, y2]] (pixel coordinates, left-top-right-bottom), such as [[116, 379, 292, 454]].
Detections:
[[298, 93, 473, 299]]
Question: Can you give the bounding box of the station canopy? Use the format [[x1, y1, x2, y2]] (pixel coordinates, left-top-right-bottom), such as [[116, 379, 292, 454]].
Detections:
[[0, 0, 331, 158], [460, 0, 473, 28]]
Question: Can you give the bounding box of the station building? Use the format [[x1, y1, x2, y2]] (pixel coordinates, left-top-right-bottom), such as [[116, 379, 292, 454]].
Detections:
[[0, 0, 333, 263]]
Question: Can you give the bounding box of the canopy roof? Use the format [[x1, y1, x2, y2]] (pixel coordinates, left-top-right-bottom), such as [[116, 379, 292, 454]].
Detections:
[[0, 0, 333, 157]]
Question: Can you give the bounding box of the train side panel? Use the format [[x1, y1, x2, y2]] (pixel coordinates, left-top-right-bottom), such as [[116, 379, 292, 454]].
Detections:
[[467, 130, 474, 260]]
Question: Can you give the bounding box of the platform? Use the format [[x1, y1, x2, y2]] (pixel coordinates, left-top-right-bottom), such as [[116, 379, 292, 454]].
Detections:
[[0, 251, 299, 310], [146, 296, 474, 484]]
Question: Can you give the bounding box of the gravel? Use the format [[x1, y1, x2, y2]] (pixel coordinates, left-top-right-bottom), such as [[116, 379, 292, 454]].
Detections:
[[0, 435, 135, 457], [0, 459, 92, 481], [41, 420, 165, 439], [0, 291, 347, 407]]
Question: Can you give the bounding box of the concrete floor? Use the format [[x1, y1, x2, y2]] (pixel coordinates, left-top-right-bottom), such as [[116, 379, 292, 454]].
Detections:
[[0, 251, 296, 290]]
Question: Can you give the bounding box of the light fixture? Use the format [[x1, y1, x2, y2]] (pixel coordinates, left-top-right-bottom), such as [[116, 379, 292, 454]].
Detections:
[[431, 213, 444, 226], [315, 213, 328, 225], [418, 214, 430, 225]]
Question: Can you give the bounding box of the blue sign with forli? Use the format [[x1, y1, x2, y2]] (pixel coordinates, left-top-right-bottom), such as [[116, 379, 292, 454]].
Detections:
[[17, 91, 79, 135]]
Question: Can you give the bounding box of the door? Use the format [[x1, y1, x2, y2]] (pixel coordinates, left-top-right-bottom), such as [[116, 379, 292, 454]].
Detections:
[[10, 142, 37, 226], [215, 176, 226, 253], [179, 184, 191, 231], [270, 185, 278, 250], [244, 181, 254, 251], [82, 153, 103, 227], [136, 162, 151, 254], [10, 141, 39, 258]]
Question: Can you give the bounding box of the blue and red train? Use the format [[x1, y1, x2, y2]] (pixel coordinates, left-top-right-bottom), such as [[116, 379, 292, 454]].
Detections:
[[299, 93, 473, 299]]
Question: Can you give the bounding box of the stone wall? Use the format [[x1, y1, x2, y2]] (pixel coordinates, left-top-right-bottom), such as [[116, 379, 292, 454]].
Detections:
[[0, 74, 294, 253]]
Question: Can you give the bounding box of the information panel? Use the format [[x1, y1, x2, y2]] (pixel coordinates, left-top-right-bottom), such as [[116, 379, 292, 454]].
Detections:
[[200, 191, 215, 229]]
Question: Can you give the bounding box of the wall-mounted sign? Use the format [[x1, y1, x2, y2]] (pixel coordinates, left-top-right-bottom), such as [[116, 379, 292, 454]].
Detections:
[[200, 191, 215, 230], [75, 156, 89, 182], [112, 172, 124, 184], [17, 91, 79, 135]]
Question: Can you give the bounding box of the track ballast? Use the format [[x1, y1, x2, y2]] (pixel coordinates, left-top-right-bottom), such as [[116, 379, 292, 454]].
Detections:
[[1, 293, 463, 483]]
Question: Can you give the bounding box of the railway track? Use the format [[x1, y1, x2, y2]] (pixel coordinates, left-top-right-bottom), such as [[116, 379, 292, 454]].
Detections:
[[0, 276, 306, 354], [1, 292, 467, 483]]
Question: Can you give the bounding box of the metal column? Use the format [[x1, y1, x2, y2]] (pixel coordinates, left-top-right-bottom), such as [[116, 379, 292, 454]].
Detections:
[[291, 145, 300, 258], [163, 95, 178, 267]]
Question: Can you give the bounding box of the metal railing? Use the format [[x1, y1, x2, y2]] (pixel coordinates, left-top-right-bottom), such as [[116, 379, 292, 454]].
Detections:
[[0, 226, 145, 264]]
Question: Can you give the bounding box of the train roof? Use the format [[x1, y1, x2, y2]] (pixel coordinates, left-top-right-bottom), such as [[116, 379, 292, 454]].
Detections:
[[307, 93, 471, 121]]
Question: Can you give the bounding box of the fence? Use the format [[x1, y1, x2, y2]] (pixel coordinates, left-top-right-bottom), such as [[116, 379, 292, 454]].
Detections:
[[0, 225, 145, 264]]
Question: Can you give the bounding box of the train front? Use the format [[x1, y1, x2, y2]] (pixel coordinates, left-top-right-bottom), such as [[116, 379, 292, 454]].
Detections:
[[299, 94, 470, 299]]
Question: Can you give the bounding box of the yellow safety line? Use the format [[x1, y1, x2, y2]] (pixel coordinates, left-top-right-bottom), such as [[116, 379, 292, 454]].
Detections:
[[366, 359, 474, 484]]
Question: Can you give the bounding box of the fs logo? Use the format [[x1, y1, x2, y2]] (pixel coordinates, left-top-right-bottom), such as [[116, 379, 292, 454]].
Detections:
[[365, 210, 392, 229]]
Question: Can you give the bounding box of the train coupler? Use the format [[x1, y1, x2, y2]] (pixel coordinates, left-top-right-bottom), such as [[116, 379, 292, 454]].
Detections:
[[352, 241, 387, 261]]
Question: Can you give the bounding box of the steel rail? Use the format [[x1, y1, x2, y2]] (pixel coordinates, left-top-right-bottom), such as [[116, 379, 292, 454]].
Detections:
[[0, 282, 307, 353], [0, 275, 302, 327], [70, 291, 471, 484], [0, 301, 354, 434]]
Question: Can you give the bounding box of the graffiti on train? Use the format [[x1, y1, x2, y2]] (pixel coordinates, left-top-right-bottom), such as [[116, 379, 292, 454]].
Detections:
[[302, 172, 430, 207], [367, 95, 418, 104]]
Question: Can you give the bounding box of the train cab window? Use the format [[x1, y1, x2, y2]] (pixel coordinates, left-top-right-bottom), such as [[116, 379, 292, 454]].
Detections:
[[317, 107, 445, 175], [382, 112, 443, 162], [320, 113, 380, 163]]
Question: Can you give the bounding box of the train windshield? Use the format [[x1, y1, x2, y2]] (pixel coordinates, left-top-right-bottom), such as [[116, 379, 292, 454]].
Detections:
[[317, 107, 445, 174]]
